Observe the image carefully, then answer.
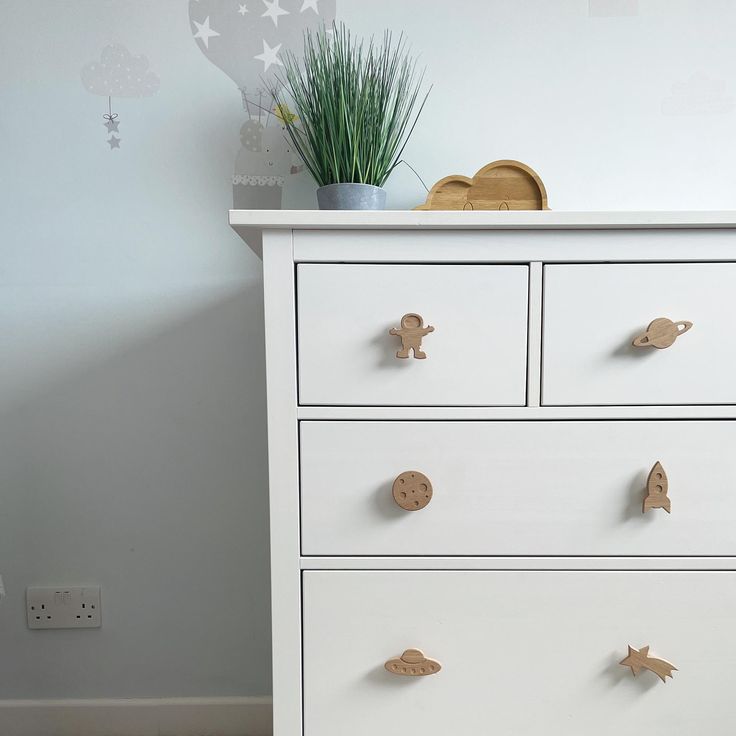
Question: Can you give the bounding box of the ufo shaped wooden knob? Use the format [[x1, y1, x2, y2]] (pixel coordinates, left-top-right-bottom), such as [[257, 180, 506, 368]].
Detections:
[[632, 318, 693, 349], [385, 649, 442, 677], [392, 471, 433, 511]]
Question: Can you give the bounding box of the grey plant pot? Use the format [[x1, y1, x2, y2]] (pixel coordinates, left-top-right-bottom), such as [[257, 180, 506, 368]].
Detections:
[[316, 183, 387, 210]]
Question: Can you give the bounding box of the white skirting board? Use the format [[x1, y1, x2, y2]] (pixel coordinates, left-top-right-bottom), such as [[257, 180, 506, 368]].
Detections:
[[0, 696, 272, 736]]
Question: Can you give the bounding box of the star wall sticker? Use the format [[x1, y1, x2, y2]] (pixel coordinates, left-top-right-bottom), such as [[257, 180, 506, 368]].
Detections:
[[273, 102, 297, 124], [104, 117, 120, 133], [192, 16, 221, 49], [107, 135, 121, 149], [261, 0, 289, 27], [620, 645, 677, 683], [254, 39, 284, 71], [188, 0, 335, 100]]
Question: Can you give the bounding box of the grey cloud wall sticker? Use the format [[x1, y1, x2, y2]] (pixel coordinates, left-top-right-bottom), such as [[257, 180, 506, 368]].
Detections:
[[188, 0, 336, 209], [81, 44, 160, 150]]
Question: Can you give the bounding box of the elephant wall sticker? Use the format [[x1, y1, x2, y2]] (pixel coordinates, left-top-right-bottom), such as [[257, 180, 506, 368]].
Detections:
[[189, 0, 337, 209]]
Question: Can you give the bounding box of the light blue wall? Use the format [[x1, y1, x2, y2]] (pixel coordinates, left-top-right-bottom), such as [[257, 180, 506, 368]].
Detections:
[[1, 0, 272, 698], [345, 0, 736, 211], [2, 0, 736, 700]]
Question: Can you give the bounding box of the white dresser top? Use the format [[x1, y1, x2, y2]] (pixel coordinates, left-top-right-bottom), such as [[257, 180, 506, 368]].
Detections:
[[229, 209, 736, 257]]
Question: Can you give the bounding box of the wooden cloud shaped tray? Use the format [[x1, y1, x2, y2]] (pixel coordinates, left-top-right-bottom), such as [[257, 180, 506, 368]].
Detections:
[[415, 159, 549, 211]]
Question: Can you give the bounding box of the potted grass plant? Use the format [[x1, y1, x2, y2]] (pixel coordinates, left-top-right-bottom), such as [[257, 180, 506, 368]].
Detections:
[[271, 22, 429, 210]]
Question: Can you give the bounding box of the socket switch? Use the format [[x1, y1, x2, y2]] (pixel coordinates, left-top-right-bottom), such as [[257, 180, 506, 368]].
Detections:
[[27, 586, 101, 629]]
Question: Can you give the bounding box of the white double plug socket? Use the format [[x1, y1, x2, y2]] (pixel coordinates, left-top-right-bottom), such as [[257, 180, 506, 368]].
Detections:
[[26, 586, 101, 629]]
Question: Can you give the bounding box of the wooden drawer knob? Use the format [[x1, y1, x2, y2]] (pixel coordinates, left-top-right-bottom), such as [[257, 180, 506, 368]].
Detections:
[[643, 461, 671, 514], [389, 313, 435, 359], [392, 471, 433, 511], [620, 645, 677, 682], [632, 317, 692, 349], [385, 648, 441, 676]]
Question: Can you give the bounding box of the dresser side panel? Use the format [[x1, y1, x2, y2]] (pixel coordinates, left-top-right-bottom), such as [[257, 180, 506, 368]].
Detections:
[[262, 230, 302, 736]]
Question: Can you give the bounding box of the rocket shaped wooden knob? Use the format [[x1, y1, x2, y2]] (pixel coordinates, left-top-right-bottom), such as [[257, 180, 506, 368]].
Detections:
[[643, 461, 671, 514]]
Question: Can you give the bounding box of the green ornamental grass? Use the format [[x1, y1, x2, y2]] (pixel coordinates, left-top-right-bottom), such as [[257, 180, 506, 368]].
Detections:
[[271, 22, 429, 189]]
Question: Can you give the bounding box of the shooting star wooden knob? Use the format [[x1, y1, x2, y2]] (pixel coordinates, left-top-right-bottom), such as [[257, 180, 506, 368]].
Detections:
[[392, 471, 433, 511], [620, 645, 677, 682], [389, 313, 435, 359], [643, 461, 671, 514], [385, 649, 441, 677], [632, 317, 692, 349]]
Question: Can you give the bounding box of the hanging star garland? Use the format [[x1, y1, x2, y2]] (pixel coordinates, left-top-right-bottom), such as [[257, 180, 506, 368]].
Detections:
[[102, 97, 121, 149]]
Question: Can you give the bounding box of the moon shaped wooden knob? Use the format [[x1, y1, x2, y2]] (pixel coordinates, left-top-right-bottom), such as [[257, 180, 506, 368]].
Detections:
[[620, 645, 677, 682], [389, 313, 435, 359], [385, 649, 441, 677], [632, 317, 693, 349], [392, 471, 433, 511]]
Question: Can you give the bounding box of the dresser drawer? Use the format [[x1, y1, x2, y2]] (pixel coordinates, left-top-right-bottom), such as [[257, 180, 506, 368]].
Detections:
[[304, 570, 736, 736], [543, 263, 736, 405], [301, 420, 736, 555], [297, 264, 529, 406]]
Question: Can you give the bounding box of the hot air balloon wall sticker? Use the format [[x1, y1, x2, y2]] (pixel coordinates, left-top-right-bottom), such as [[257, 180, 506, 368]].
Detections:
[[188, 0, 336, 209], [81, 44, 160, 150]]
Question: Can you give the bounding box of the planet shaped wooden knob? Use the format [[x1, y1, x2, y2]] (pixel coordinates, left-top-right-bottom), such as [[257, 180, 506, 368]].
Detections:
[[392, 471, 433, 511], [632, 317, 693, 349]]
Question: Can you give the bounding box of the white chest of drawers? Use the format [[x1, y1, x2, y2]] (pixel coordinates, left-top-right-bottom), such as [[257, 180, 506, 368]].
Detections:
[[230, 210, 736, 736]]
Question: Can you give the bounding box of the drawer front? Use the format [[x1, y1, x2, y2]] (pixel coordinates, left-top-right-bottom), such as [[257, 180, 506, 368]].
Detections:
[[297, 264, 529, 406], [301, 420, 736, 555], [304, 570, 736, 736], [543, 263, 736, 405]]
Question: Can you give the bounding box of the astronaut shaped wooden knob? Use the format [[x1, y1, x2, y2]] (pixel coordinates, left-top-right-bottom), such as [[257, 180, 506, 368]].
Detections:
[[385, 649, 442, 677], [632, 318, 693, 349], [392, 471, 433, 511], [389, 313, 435, 359]]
